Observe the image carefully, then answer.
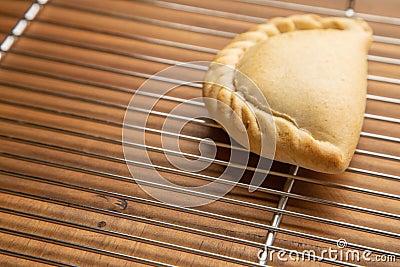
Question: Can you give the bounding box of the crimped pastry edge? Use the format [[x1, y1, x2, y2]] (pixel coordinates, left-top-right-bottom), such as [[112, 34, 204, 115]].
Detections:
[[202, 14, 372, 173]]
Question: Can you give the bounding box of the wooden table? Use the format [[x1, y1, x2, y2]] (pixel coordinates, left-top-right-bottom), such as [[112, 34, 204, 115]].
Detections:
[[0, 0, 399, 266]]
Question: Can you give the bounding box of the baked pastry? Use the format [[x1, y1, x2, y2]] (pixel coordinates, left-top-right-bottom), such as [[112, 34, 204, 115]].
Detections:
[[203, 14, 372, 174]]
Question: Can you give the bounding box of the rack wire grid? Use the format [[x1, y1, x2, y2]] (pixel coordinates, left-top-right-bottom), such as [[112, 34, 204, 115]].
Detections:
[[0, 0, 399, 266]]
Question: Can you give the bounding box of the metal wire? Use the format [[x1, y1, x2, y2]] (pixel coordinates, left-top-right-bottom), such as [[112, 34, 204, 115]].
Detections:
[[0, 172, 263, 248], [1, 62, 399, 146], [0, 24, 398, 104], [1, 78, 399, 156], [50, 0, 400, 46], [260, 166, 298, 265], [2, 3, 398, 67], [0, 173, 398, 259], [1, 66, 398, 264], [2, 95, 400, 187], [3, 153, 398, 255], [1, 116, 398, 201], [1, 43, 399, 124], [2, 150, 399, 238], [0, 1, 46, 54], [1, 94, 399, 183], [0, 204, 363, 267], [0, 135, 400, 226]]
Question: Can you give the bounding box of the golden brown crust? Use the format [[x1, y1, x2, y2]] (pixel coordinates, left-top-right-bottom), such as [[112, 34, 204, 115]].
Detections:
[[203, 14, 372, 174]]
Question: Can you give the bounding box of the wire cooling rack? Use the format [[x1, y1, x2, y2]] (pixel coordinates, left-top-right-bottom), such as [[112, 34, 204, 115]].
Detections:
[[0, 0, 399, 266]]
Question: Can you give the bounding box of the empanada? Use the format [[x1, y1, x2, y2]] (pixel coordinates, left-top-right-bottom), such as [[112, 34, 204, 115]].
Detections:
[[203, 14, 372, 174]]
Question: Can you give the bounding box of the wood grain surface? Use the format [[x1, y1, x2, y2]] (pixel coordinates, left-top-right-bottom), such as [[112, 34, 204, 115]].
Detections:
[[0, 0, 399, 266]]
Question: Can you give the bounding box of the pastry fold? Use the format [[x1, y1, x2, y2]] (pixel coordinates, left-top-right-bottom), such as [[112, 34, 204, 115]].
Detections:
[[203, 14, 372, 174]]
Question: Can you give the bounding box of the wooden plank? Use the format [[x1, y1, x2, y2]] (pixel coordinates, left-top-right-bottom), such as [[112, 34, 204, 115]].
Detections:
[[0, 0, 34, 43], [278, 0, 348, 10], [37, 4, 231, 50], [355, 0, 400, 18]]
